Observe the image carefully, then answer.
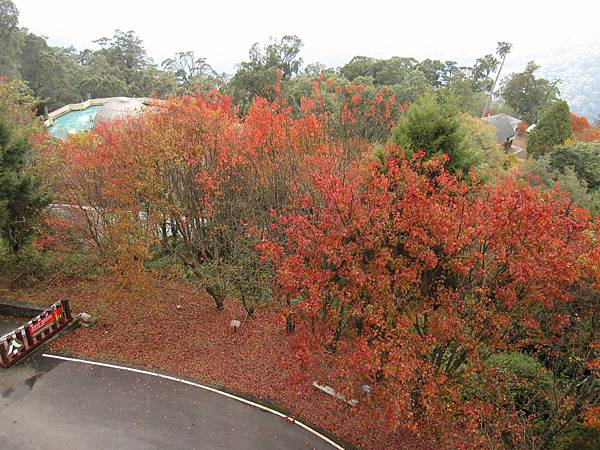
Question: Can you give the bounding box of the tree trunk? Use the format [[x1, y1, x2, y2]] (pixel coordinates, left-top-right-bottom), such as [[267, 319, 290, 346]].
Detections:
[[205, 285, 224, 310]]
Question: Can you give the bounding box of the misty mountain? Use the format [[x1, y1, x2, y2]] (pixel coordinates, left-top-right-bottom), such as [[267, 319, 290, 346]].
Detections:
[[538, 37, 600, 121]]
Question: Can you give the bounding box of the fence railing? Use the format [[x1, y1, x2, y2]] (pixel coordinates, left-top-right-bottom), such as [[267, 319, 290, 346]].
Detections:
[[0, 300, 73, 368]]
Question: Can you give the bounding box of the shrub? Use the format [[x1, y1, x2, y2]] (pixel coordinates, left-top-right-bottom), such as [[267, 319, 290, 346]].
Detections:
[[528, 100, 572, 158], [390, 92, 481, 174], [549, 142, 600, 190], [525, 154, 600, 215], [577, 127, 600, 143], [261, 148, 596, 447], [0, 118, 50, 253], [486, 352, 554, 429], [459, 112, 509, 174], [0, 239, 99, 286], [552, 419, 600, 450]]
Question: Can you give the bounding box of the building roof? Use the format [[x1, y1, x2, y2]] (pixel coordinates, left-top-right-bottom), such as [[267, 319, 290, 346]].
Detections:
[[482, 114, 521, 144], [93, 97, 145, 126]]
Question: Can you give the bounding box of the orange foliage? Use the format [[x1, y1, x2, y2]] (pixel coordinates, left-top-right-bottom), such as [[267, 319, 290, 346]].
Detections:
[[577, 127, 600, 142], [516, 120, 529, 137], [570, 112, 591, 133], [40, 84, 599, 448]]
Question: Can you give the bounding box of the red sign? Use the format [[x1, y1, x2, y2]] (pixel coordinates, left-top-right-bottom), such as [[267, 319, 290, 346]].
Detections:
[[28, 306, 63, 335], [1, 300, 72, 368]]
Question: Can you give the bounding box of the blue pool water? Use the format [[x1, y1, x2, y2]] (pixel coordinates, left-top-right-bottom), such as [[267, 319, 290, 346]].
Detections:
[[49, 105, 102, 138]]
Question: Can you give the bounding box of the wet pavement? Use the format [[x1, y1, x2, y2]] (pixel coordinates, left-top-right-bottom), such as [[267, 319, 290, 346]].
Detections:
[[0, 319, 337, 450]]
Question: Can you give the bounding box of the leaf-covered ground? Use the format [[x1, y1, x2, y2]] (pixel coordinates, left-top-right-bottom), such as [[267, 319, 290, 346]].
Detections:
[[3, 277, 424, 450]]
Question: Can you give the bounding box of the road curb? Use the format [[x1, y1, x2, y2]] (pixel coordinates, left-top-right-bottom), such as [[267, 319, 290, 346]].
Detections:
[[42, 351, 357, 450]]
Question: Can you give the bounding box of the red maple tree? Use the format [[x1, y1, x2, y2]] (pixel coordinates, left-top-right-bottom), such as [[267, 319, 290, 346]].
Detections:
[[260, 147, 598, 447]]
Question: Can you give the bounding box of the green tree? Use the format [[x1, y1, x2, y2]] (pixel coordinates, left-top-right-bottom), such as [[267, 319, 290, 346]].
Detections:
[[389, 92, 481, 173], [125, 65, 177, 98], [415, 58, 465, 87], [0, 78, 40, 134], [0, 0, 19, 78], [1, 0, 177, 110], [548, 141, 600, 190], [417, 58, 449, 87], [481, 41, 512, 117], [375, 57, 418, 85], [161, 51, 215, 87], [526, 156, 600, 215], [18, 33, 81, 111], [0, 119, 49, 252], [528, 100, 572, 158], [339, 56, 428, 103], [252, 35, 303, 78], [303, 62, 329, 77], [78, 30, 177, 100], [446, 77, 488, 116], [76, 72, 129, 99], [340, 55, 379, 80], [228, 35, 303, 111], [0, 0, 18, 40], [472, 54, 499, 93], [459, 112, 507, 172], [501, 61, 559, 123], [94, 30, 149, 71]]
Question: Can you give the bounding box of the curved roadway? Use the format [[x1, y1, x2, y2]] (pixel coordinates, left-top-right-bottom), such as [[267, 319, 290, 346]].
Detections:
[[0, 320, 339, 450]]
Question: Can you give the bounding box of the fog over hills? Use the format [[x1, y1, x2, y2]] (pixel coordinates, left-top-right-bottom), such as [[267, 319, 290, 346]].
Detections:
[[537, 37, 600, 121]]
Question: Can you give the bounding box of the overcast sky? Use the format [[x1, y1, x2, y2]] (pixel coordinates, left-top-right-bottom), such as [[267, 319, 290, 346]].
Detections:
[[13, 0, 600, 74]]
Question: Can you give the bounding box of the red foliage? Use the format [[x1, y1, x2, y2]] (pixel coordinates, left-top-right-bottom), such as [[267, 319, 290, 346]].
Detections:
[[260, 148, 595, 446], [40, 84, 600, 449]]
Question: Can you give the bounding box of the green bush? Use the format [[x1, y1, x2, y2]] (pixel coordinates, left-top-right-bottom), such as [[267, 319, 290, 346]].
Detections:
[[528, 100, 572, 158], [552, 419, 600, 450], [486, 352, 554, 431], [0, 239, 100, 286], [549, 142, 600, 190], [526, 144, 600, 215], [459, 112, 511, 174], [0, 106, 50, 254], [390, 92, 481, 174]]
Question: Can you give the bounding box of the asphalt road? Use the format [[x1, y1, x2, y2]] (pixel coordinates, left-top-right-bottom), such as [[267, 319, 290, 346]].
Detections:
[[0, 319, 338, 450]]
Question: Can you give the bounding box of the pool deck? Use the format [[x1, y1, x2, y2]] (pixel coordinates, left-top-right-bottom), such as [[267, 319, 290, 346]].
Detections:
[[44, 97, 153, 127]]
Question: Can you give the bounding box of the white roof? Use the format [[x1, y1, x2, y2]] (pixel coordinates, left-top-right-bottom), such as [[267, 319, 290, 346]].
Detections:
[[482, 114, 519, 143], [93, 97, 144, 126]]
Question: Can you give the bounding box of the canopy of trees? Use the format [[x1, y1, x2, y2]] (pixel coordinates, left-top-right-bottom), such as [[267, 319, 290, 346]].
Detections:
[[501, 61, 560, 124], [1, 0, 565, 128], [389, 92, 482, 174], [35, 81, 599, 448], [3, 1, 599, 447]]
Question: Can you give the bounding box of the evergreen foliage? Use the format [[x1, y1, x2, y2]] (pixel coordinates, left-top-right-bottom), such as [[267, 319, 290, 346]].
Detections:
[[0, 119, 49, 252], [390, 93, 481, 173], [528, 100, 572, 158]]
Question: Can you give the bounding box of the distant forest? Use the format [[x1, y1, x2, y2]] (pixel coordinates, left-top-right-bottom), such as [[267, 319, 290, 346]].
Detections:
[[0, 0, 580, 124]]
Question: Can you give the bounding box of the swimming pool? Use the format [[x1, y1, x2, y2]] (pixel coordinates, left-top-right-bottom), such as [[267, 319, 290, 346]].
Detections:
[[49, 105, 102, 138]]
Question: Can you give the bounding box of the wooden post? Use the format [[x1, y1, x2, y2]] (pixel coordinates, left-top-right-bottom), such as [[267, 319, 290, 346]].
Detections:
[[21, 326, 32, 350], [0, 341, 7, 366], [62, 299, 72, 322]]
